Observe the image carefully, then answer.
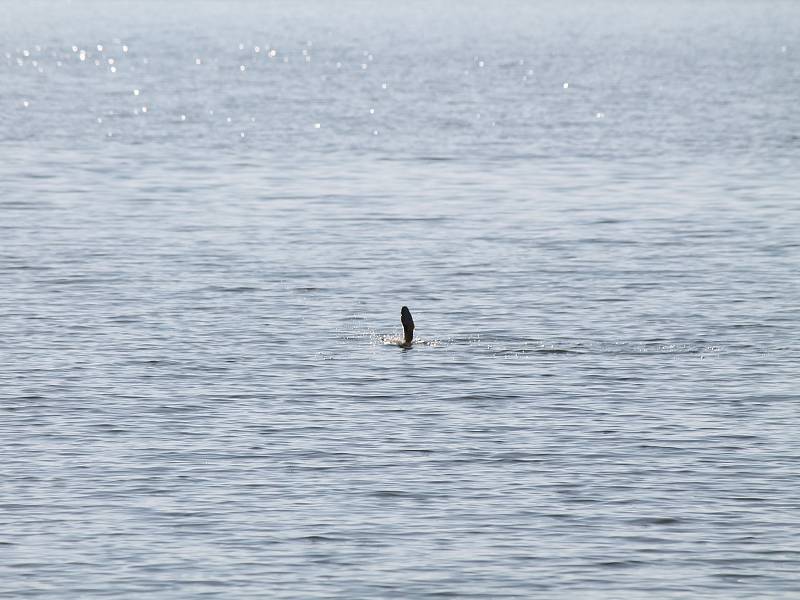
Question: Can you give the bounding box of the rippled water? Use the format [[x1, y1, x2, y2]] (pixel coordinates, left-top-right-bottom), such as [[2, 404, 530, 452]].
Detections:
[[2, 1, 800, 597]]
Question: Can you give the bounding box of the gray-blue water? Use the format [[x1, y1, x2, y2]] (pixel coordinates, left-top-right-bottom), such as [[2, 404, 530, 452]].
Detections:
[[2, 1, 800, 597]]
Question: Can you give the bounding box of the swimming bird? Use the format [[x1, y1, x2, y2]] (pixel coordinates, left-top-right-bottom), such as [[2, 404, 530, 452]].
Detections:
[[401, 306, 415, 347]]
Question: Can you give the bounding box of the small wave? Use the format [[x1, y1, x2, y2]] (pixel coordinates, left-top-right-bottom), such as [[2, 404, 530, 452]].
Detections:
[[492, 345, 582, 356], [629, 516, 683, 526], [206, 285, 260, 293]]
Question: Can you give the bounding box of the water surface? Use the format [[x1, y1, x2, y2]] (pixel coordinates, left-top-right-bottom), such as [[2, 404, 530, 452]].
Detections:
[[2, 1, 799, 597]]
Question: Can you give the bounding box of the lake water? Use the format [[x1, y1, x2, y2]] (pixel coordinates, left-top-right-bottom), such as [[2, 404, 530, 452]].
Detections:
[[2, 1, 799, 597]]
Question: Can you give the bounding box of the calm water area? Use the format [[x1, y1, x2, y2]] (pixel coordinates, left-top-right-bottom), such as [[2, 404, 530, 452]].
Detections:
[[1, 1, 799, 597]]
